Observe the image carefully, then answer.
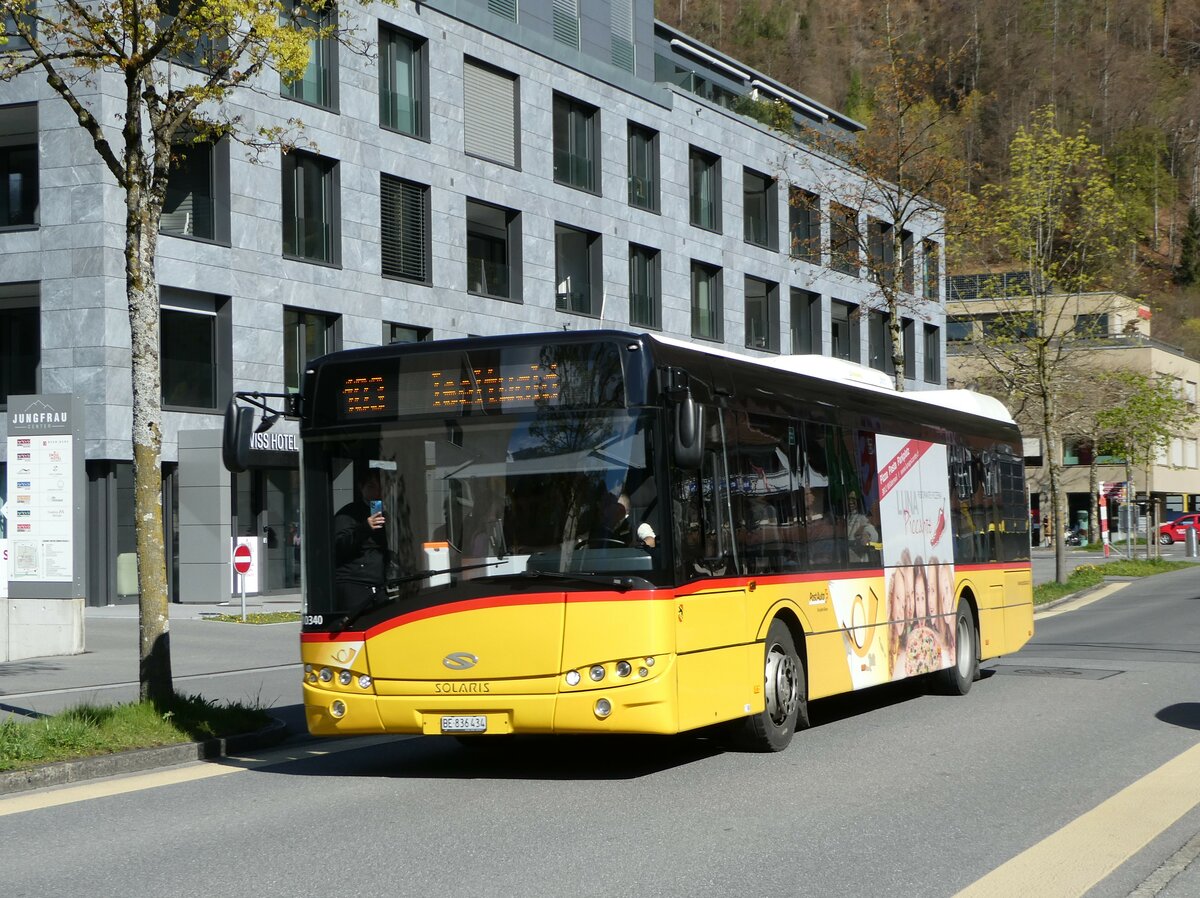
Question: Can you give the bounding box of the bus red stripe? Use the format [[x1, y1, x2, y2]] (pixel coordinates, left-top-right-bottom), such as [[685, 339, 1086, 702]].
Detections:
[[299, 561, 1028, 643]]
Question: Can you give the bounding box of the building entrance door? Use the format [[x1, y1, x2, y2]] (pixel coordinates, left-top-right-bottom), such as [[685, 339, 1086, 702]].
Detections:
[[234, 468, 302, 594]]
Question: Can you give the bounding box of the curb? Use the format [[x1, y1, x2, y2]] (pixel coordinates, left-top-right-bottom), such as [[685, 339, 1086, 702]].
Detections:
[[0, 716, 291, 797]]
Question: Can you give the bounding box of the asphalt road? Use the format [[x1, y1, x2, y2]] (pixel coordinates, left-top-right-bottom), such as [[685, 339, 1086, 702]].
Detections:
[[3, 565, 1200, 897]]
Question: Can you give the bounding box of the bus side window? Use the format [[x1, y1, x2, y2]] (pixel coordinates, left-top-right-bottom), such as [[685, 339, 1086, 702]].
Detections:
[[801, 420, 840, 568], [673, 409, 731, 579], [728, 413, 797, 575]]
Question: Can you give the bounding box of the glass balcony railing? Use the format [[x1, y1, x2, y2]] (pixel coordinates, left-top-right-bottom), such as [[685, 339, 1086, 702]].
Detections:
[[554, 149, 596, 192]]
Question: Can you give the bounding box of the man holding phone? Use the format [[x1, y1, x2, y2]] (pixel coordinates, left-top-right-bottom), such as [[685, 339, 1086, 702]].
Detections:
[[333, 468, 389, 607]]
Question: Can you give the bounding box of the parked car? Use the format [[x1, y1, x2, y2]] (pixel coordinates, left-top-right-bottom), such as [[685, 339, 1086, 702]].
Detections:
[[1159, 513, 1200, 545]]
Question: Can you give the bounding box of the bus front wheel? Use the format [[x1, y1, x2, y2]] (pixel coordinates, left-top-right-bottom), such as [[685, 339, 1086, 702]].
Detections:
[[936, 602, 978, 695], [734, 619, 809, 752]]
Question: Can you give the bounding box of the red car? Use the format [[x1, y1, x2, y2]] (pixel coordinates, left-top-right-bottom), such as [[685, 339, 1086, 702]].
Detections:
[[1159, 513, 1200, 545]]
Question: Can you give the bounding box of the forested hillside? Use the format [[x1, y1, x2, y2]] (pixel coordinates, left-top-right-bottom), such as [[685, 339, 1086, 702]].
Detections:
[[656, 0, 1200, 353]]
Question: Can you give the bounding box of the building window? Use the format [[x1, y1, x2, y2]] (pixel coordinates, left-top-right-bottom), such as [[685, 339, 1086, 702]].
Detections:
[[947, 316, 972, 342], [743, 168, 778, 250], [160, 289, 230, 411], [830, 203, 859, 276], [1, 9, 35, 50], [868, 310, 893, 374], [981, 312, 1036, 340], [282, 151, 339, 265], [385, 322, 432, 343], [281, 0, 337, 110], [158, 0, 216, 68], [924, 323, 940, 383], [284, 308, 339, 393], [379, 26, 427, 138], [0, 288, 39, 407], [162, 139, 229, 243], [831, 300, 859, 362], [629, 244, 661, 330], [790, 288, 821, 354], [691, 261, 723, 342], [902, 317, 915, 379], [555, 223, 601, 316], [1074, 313, 1109, 337], [922, 239, 940, 300], [610, 0, 635, 72], [464, 59, 519, 169], [553, 93, 599, 193], [901, 230, 914, 293], [381, 174, 429, 283], [789, 187, 819, 263], [689, 146, 721, 232], [627, 123, 659, 212], [745, 276, 779, 353], [467, 199, 521, 301], [1186, 381, 1197, 408], [0, 103, 37, 229], [868, 219, 894, 285]]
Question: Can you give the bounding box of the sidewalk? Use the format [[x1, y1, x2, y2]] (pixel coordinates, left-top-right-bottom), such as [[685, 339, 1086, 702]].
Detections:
[[0, 595, 304, 793]]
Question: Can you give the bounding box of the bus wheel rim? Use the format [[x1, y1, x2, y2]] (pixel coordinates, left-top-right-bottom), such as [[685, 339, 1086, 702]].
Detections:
[[765, 644, 798, 725]]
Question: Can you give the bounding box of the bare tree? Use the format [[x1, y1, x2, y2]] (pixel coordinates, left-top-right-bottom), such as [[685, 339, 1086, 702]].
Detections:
[[787, 0, 975, 389]]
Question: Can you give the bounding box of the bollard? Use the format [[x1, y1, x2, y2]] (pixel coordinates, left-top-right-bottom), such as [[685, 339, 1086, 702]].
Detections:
[[1187, 526, 1199, 559]]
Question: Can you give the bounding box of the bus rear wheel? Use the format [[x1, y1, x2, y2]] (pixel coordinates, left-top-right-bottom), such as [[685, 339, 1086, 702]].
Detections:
[[936, 602, 978, 695], [734, 619, 808, 752]]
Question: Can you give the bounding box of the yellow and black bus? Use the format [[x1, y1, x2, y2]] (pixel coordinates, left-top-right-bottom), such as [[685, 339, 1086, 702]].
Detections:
[[232, 329, 1032, 751]]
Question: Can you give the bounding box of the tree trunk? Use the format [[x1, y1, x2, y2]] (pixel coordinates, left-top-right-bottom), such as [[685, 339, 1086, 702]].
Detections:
[[1087, 458, 1099, 545], [127, 176, 173, 706], [889, 297, 905, 391]]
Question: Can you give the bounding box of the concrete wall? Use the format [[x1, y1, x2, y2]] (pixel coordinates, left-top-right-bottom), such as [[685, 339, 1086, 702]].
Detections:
[[178, 430, 233, 604], [0, 599, 84, 662]]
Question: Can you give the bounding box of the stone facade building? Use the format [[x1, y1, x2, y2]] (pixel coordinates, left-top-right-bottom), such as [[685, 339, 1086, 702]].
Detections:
[[0, 0, 947, 606]]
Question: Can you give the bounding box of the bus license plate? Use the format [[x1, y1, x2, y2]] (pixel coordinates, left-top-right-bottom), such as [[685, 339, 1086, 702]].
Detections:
[[441, 715, 487, 733]]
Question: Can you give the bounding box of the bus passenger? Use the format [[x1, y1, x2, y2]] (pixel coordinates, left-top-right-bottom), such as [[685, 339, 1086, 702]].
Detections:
[[847, 493, 879, 564], [333, 470, 389, 607]]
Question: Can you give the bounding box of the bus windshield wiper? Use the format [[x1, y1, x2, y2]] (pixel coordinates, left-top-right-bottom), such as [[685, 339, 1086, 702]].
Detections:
[[332, 560, 507, 631]]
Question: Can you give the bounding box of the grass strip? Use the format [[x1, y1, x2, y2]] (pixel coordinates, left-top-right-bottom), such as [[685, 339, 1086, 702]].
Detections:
[[203, 611, 301, 624], [0, 693, 271, 772], [1033, 559, 1191, 606]]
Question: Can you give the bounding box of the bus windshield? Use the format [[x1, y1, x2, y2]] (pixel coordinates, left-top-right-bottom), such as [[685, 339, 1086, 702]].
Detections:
[[303, 408, 665, 616]]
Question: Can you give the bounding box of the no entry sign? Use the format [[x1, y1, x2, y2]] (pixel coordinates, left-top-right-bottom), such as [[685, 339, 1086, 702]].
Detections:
[[233, 543, 253, 575]]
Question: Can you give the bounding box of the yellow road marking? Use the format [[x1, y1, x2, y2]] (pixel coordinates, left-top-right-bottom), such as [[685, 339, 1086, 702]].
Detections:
[[0, 735, 398, 818], [1035, 582, 1129, 619], [955, 741, 1200, 898]]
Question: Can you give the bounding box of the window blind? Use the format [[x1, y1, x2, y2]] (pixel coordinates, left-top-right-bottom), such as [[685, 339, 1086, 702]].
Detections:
[[464, 61, 517, 167]]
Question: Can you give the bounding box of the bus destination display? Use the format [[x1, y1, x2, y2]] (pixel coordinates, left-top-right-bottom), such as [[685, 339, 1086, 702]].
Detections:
[[430, 364, 559, 410], [341, 375, 389, 418], [327, 343, 624, 421]]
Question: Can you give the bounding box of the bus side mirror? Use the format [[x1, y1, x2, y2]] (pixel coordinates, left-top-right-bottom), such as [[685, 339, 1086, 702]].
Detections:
[[673, 394, 705, 469], [222, 399, 254, 473]]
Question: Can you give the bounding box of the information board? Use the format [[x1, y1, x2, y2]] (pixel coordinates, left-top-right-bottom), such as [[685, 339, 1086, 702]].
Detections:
[[5, 395, 84, 599]]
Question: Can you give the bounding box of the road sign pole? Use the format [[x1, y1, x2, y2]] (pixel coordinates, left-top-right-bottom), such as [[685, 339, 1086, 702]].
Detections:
[[232, 543, 253, 621]]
